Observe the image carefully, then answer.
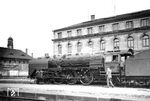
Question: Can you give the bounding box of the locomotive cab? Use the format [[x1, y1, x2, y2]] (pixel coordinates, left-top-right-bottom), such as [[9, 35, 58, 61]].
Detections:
[[104, 50, 132, 85]]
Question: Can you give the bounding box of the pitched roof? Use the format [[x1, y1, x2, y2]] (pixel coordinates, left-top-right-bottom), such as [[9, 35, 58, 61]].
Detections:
[[0, 47, 32, 60], [53, 9, 150, 32]]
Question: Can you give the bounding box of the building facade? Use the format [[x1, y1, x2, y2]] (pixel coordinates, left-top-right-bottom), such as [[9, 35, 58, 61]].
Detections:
[[0, 37, 32, 77], [52, 9, 150, 61]]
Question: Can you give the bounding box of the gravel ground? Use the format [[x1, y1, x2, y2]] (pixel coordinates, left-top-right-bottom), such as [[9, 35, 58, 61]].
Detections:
[[0, 83, 150, 101]]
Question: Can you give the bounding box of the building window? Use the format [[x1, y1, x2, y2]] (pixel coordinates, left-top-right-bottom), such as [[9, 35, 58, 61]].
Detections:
[[112, 55, 118, 61], [142, 35, 149, 47], [57, 32, 62, 39], [113, 38, 119, 50], [87, 27, 93, 34], [58, 44, 62, 54], [100, 40, 105, 50], [67, 42, 72, 54], [88, 40, 93, 48], [77, 41, 82, 53], [126, 21, 133, 29], [77, 29, 82, 36], [99, 25, 105, 32], [127, 36, 134, 49], [112, 23, 119, 31], [67, 31, 72, 37], [141, 18, 150, 27]]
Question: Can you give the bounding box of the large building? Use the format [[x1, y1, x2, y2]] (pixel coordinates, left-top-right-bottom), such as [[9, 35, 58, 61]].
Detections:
[[52, 9, 150, 62], [0, 37, 32, 77]]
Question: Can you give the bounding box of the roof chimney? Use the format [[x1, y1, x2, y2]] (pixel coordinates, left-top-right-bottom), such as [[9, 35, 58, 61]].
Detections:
[[45, 53, 49, 58], [25, 48, 28, 54], [91, 15, 95, 20], [31, 53, 33, 58]]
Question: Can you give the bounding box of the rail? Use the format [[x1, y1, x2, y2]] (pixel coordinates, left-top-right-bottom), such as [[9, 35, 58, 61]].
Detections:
[[0, 95, 46, 101]]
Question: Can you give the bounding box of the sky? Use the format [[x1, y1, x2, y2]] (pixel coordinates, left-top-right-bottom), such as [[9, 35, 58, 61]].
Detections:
[[0, 0, 150, 58]]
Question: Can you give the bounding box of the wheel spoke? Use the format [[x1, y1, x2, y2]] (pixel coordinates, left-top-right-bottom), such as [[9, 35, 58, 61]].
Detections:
[[80, 71, 93, 85]]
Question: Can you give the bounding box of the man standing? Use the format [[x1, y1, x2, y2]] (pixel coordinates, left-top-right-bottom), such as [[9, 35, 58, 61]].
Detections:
[[106, 67, 114, 87]]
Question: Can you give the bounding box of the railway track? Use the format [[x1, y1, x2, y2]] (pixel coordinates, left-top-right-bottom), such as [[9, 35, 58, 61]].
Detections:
[[0, 96, 46, 101]]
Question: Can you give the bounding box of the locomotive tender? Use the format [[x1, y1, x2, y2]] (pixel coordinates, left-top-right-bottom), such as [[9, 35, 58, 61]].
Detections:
[[30, 49, 150, 87]]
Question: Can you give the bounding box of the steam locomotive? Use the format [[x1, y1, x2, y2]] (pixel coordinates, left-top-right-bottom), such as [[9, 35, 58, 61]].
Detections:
[[29, 49, 150, 87]]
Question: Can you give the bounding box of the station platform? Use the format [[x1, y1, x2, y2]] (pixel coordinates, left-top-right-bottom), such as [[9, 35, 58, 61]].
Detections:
[[0, 83, 150, 101]]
